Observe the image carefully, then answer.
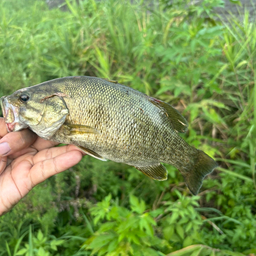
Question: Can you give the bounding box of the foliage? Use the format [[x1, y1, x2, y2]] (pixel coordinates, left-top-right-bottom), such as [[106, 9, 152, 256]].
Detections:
[[16, 226, 65, 256], [0, 0, 255, 255], [83, 194, 167, 256]]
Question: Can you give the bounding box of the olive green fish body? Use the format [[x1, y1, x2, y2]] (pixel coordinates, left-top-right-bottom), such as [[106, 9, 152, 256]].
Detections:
[[46, 77, 195, 168], [0, 76, 218, 194]]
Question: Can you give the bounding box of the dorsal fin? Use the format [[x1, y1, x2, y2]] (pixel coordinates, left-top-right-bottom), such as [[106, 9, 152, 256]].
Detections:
[[149, 97, 188, 133], [102, 78, 118, 84]]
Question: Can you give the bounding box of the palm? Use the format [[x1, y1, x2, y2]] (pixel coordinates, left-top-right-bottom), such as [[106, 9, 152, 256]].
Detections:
[[0, 130, 83, 215]]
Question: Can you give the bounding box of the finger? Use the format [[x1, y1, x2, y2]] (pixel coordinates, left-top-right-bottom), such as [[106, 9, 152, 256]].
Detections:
[[32, 144, 82, 165], [0, 118, 8, 138], [31, 137, 59, 151], [0, 156, 7, 175], [0, 129, 37, 157], [29, 150, 83, 186]]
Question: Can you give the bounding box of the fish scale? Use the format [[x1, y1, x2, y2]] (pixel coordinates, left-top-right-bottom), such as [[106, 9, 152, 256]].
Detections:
[[56, 78, 162, 163], [0, 76, 218, 195]]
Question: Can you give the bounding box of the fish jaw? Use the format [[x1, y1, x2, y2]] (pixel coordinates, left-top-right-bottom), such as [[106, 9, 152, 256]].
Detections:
[[0, 96, 28, 132]]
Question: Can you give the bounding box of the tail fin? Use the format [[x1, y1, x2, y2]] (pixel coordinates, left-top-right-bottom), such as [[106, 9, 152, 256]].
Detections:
[[183, 150, 218, 195]]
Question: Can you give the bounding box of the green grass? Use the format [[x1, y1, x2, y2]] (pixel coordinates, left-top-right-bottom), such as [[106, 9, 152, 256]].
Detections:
[[0, 0, 255, 255]]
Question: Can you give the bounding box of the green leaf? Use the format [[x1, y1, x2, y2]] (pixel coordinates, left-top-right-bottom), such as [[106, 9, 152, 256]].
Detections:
[[5, 242, 11, 256], [218, 167, 253, 183], [163, 225, 174, 240], [156, 85, 174, 96], [50, 240, 65, 251], [142, 248, 161, 256], [150, 208, 164, 218], [243, 248, 256, 254], [37, 230, 43, 242], [139, 215, 155, 237], [130, 194, 145, 214], [87, 232, 116, 250], [99, 222, 116, 232], [166, 245, 203, 256], [16, 248, 28, 256], [228, 0, 241, 5], [190, 106, 199, 121], [170, 212, 179, 222], [209, 250, 216, 256], [183, 236, 193, 247], [191, 248, 202, 256], [37, 247, 49, 256], [107, 238, 119, 252], [28, 225, 33, 256], [176, 225, 184, 240], [127, 233, 141, 245], [220, 250, 245, 256]]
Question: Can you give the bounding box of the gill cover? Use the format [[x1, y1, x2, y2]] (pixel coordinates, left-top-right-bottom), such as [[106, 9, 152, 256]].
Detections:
[[27, 94, 69, 140]]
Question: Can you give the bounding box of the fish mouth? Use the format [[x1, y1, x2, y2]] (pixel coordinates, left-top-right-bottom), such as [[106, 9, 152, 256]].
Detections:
[[0, 96, 28, 132]]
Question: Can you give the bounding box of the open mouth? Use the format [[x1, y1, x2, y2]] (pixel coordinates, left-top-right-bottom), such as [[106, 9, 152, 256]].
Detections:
[[0, 96, 27, 132]]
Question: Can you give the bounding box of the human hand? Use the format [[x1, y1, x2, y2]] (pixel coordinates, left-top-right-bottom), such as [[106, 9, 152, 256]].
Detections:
[[0, 117, 83, 216]]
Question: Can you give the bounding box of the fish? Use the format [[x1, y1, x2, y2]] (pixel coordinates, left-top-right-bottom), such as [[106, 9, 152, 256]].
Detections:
[[0, 76, 218, 195]]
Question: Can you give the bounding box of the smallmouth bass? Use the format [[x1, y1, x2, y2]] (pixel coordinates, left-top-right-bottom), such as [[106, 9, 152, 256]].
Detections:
[[0, 76, 218, 194]]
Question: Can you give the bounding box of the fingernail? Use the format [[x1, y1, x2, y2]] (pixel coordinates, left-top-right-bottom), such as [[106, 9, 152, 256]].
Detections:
[[0, 142, 11, 155]]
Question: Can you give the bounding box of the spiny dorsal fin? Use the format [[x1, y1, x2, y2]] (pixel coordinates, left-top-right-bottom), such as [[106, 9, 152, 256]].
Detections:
[[182, 150, 218, 195], [102, 78, 118, 84], [149, 97, 188, 133], [135, 164, 168, 181], [77, 146, 107, 161]]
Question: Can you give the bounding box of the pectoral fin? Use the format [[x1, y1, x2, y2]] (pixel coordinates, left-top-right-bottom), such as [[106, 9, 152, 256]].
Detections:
[[61, 124, 99, 136], [135, 164, 168, 181], [77, 146, 107, 161], [149, 97, 188, 133]]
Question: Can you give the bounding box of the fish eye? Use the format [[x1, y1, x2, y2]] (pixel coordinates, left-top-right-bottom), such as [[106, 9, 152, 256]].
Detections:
[[19, 94, 30, 102]]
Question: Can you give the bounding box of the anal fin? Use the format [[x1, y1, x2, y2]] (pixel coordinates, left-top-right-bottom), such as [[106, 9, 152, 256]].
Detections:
[[135, 164, 168, 181], [77, 146, 107, 161]]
